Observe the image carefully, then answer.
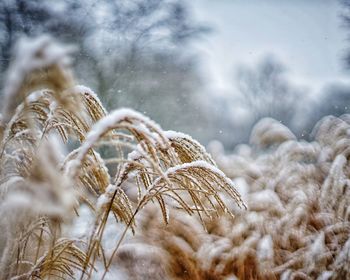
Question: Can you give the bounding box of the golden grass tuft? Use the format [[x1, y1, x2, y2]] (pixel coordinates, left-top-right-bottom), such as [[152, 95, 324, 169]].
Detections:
[[125, 116, 350, 279], [0, 37, 245, 279]]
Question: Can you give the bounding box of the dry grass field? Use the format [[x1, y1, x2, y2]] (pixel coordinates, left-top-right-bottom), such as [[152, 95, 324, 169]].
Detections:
[[1, 37, 349, 280]]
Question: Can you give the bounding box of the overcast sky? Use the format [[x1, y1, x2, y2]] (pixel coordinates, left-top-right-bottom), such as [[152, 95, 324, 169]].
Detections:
[[190, 0, 348, 95]]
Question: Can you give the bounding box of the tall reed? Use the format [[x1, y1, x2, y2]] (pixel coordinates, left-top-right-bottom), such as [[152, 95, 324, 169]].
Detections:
[[0, 36, 245, 279]]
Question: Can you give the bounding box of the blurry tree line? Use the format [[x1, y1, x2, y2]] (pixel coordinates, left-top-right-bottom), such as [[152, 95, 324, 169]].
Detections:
[[209, 54, 350, 150], [1, 0, 350, 149], [0, 0, 210, 141], [208, 0, 350, 149]]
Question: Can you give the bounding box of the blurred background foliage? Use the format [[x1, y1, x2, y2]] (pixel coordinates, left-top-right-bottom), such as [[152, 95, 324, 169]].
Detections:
[[1, 0, 350, 150]]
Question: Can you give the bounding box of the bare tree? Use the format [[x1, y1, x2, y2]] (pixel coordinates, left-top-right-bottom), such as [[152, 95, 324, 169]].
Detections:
[[236, 55, 302, 128], [342, 0, 350, 67], [0, 0, 89, 72], [0, 0, 210, 143], [0, 0, 207, 74]]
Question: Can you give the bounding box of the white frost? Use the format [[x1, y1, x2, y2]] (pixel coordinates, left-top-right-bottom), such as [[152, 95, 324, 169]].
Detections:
[[2, 36, 75, 123]]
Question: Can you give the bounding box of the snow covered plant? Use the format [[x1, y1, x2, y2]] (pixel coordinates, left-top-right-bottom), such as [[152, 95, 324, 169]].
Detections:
[[0, 36, 245, 280], [142, 117, 350, 280], [108, 117, 350, 280]]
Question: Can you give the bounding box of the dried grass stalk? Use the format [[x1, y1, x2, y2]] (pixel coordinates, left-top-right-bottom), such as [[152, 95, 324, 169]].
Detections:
[[0, 36, 245, 280]]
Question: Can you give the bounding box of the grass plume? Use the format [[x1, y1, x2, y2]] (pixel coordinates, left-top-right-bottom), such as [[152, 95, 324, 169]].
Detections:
[[0, 36, 244, 279]]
